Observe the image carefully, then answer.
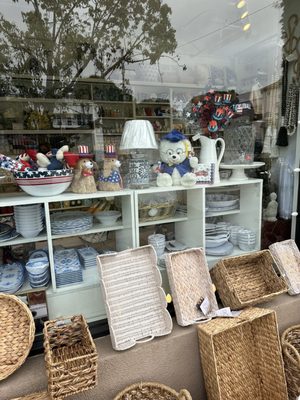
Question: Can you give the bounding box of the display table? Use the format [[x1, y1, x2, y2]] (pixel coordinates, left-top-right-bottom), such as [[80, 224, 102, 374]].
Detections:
[[3, 293, 300, 400]]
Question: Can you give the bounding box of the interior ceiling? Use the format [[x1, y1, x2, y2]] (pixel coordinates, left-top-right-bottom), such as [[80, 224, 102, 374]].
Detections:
[[166, 0, 283, 60]]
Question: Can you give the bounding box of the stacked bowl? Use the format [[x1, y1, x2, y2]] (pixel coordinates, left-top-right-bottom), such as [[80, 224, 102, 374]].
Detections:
[[148, 234, 166, 257], [13, 169, 73, 197], [238, 228, 256, 251], [25, 250, 50, 288], [14, 204, 44, 238]]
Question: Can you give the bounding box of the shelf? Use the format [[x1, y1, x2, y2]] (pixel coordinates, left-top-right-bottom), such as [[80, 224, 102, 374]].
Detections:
[[136, 101, 170, 105], [205, 209, 240, 217], [0, 231, 47, 247], [0, 96, 94, 104], [139, 214, 188, 227], [54, 267, 100, 293], [50, 221, 124, 239], [206, 246, 260, 269], [0, 129, 94, 135], [16, 278, 50, 296], [136, 115, 171, 119], [101, 117, 133, 120], [93, 100, 133, 104]]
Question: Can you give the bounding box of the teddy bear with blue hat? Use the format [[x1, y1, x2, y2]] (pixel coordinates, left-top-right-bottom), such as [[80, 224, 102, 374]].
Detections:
[[154, 130, 198, 187]]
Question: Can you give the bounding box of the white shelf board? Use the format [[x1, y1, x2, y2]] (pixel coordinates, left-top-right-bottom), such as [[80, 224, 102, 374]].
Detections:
[[53, 267, 100, 293], [205, 209, 240, 217], [0, 232, 47, 247], [17, 278, 50, 295]]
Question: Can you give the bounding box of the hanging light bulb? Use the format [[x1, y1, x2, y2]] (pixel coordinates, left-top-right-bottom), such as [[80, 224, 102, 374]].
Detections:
[[241, 10, 249, 19], [243, 22, 251, 31], [237, 0, 246, 8]]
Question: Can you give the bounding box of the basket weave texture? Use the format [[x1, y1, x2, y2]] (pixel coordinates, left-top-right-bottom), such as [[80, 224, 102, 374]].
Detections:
[[165, 248, 218, 326], [43, 315, 97, 400], [269, 239, 300, 295], [97, 245, 173, 351], [0, 294, 35, 381], [210, 249, 287, 309], [11, 391, 50, 400], [113, 382, 192, 400], [281, 325, 300, 400], [138, 200, 177, 222], [197, 307, 288, 400]]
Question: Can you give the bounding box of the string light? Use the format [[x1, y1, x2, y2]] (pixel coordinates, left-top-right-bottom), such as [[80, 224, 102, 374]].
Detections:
[[243, 22, 251, 31], [237, 0, 246, 9], [241, 11, 249, 19]]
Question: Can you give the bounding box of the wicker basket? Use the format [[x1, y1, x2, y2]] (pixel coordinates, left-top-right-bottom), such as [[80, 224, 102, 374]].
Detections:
[[165, 248, 218, 326], [281, 325, 300, 400], [113, 382, 192, 400], [139, 200, 177, 222], [210, 250, 287, 309], [0, 294, 35, 381], [197, 307, 288, 400], [269, 239, 300, 295], [43, 315, 98, 400]]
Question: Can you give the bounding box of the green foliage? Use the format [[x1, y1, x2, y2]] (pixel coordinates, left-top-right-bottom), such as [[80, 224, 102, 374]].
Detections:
[[0, 0, 177, 97]]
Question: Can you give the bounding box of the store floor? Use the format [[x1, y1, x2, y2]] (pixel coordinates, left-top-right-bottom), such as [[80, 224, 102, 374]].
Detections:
[[2, 293, 300, 400]]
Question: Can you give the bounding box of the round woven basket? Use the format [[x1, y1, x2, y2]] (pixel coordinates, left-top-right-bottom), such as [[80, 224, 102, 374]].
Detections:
[[113, 382, 192, 400], [281, 325, 300, 400], [0, 293, 35, 380]]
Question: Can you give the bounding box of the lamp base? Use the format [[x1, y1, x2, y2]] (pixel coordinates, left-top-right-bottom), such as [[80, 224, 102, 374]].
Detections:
[[128, 158, 150, 189]]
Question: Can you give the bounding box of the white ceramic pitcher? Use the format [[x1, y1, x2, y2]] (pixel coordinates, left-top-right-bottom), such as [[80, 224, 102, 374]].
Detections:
[[199, 136, 225, 184]]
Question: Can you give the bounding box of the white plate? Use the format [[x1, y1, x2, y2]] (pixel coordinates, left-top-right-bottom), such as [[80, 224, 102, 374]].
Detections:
[[165, 240, 187, 252], [205, 237, 229, 248], [205, 241, 234, 256]]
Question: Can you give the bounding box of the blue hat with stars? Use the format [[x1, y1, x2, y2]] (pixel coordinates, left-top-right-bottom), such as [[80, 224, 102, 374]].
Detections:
[[161, 130, 187, 142]]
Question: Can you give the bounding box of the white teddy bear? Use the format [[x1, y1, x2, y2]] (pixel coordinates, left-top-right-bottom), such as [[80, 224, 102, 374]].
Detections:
[[155, 130, 198, 187]]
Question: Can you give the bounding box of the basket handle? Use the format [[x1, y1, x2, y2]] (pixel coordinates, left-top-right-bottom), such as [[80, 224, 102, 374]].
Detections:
[[135, 335, 154, 344], [178, 389, 192, 400], [282, 342, 300, 367]]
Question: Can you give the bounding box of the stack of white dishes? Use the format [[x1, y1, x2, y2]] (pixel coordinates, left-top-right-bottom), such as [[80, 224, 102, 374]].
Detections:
[[0, 262, 25, 293], [228, 225, 244, 245], [51, 211, 93, 235], [205, 223, 233, 256], [148, 234, 166, 257], [54, 248, 83, 287], [238, 229, 256, 251], [0, 223, 19, 242], [206, 194, 239, 215], [165, 240, 187, 252], [77, 247, 99, 268], [25, 249, 50, 288], [14, 204, 44, 238]]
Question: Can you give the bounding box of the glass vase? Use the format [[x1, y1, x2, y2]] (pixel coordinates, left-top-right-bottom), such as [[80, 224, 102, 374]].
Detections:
[[223, 123, 255, 165]]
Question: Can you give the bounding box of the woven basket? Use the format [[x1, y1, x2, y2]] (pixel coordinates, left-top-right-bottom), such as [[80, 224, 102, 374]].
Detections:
[[269, 239, 300, 295], [11, 391, 50, 400], [113, 382, 192, 400], [139, 200, 177, 222], [43, 315, 98, 400], [281, 325, 300, 400], [210, 249, 287, 309], [197, 307, 288, 400], [165, 248, 218, 326], [0, 294, 35, 381]]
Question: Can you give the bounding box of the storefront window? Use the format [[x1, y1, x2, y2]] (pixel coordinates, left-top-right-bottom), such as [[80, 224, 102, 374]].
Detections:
[[1, 0, 298, 335]]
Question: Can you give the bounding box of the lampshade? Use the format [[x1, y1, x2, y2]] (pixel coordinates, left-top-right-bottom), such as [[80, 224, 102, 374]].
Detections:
[[119, 120, 158, 150]]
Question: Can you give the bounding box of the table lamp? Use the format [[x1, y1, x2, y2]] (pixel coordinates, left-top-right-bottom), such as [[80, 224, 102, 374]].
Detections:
[[119, 120, 158, 188]]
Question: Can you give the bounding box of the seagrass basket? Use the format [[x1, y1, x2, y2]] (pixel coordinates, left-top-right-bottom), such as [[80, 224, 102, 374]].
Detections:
[[269, 239, 300, 295], [43, 315, 98, 400], [0, 293, 35, 381], [197, 307, 288, 400], [139, 200, 177, 222], [113, 382, 192, 400], [210, 249, 287, 309], [281, 325, 300, 400]]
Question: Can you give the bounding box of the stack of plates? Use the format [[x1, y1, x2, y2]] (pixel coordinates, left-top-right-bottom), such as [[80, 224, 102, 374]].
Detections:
[[205, 223, 233, 256], [0, 262, 25, 293], [14, 204, 44, 238], [51, 211, 93, 235], [0, 223, 19, 242], [148, 234, 166, 257], [25, 250, 50, 288], [238, 229, 256, 251], [206, 194, 239, 214], [54, 248, 83, 287], [228, 225, 244, 245], [77, 247, 98, 268]]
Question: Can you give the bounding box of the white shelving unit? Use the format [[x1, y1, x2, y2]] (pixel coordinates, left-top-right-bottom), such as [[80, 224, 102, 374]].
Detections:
[[0, 178, 262, 322]]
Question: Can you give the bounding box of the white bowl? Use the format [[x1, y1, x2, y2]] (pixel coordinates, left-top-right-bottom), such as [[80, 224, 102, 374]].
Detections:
[[15, 175, 73, 197], [17, 227, 43, 238], [94, 211, 121, 225]]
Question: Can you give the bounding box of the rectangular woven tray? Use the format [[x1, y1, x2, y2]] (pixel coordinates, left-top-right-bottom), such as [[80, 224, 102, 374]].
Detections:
[[10, 392, 50, 400], [197, 307, 288, 400], [269, 239, 300, 295], [97, 245, 173, 351], [165, 248, 218, 326], [210, 249, 287, 309]]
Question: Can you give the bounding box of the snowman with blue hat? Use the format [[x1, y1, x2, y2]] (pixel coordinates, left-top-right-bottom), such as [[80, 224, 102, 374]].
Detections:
[[155, 130, 198, 187]]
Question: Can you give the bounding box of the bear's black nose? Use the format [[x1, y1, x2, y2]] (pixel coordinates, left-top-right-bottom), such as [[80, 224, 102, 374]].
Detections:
[[172, 155, 177, 159]]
